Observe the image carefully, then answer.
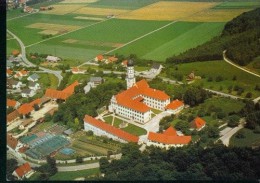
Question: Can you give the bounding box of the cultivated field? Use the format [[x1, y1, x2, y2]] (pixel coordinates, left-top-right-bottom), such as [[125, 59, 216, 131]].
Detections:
[[60, 0, 98, 3], [213, 1, 260, 9], [73, 7, 129, 16], [184, 9, 254, 22], [114, 22, 225, 61], [40, 4, 85, 15], [118, 1, 218, 21]]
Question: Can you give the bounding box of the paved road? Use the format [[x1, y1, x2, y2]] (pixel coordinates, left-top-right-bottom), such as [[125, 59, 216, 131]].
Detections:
[[7, 30, 63, 86], [58, 162, 100, 172], [204, 88, 243, 100], [223, 50, 260, 78], [219, 124, 243, 146], [253, 96, 260, 104]]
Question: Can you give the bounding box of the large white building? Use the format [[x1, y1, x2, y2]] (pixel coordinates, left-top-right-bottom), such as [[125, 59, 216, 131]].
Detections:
[[108, 60, 170, 124]]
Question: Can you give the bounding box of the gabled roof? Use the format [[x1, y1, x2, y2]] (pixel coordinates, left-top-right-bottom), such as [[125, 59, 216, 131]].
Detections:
[[148, 126, 191, 145], [7, 69, 13, 75], [191, 117, 206, 129], [121, 60, 128, 66], [14, 162, 32, 178], [19, 70, 28, 76], [84, 115, 139, 143], [7, 110, 20, 123], [8, 79, 20, 85], [18, 103, 34, 115], [22, 89, 32, 94], [165, 99, 184, 110], [29, 98, 41, 107], [90, 77, 102, 82], [108, 56, 118, 62], [7, 133, 18, 149], [28, 81, 38, 87], [152, 63, 161, 69], [46, 55, 60, 61], [96, 55, 103, 61], [115, 79, 170, 113], [7, 99, 17, 108], [28, 73, 39, 80]]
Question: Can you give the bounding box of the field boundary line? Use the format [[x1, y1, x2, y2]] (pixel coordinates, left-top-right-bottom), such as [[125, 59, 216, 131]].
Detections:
[[223, 50, 260, 78], [7, 12, 38, 21], [25, 18, 113, 48]]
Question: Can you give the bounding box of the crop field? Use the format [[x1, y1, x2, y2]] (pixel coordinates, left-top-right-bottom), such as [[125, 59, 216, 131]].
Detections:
[[73, 7, 129, 16], [118, 1, 218, 21], [38, 73, 59, 89], [167, 60, 260, 98], [114, 21, 225, 61], [40, 4, 85, 15], [60, 0, 98, 3], [183, 9, 254, 22], [213, 1, 260, 9]]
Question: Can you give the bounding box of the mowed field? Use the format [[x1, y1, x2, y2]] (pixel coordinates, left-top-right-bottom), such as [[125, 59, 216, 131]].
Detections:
[[113, 21, 225, 61]]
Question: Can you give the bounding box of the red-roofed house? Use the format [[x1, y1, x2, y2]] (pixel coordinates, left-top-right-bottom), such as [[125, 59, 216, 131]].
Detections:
[[191, 117, 206, 131], [105, 56, 118, 64], [44, 81, 79, 101], [71, 67, 85, 74], [7, 99, 20, 109], [18, 103, 34, 118], [7, 69, 13, 77], [7, 110, 20, 124], [84, 115, 139, 143], [14, 70, 29, 79], [165, 99, 184, 114], [147, 126, 191, 149], [121, 60, 128, 67], [109, 79, 170, 124], [94, 55, 104, 62], [12, 162, 34, 180]]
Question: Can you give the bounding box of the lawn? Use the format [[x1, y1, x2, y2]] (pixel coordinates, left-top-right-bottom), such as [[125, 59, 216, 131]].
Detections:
[[114, 22, 225, 61], [50, 168, 99, 181], [7, 9, 28, 19], [33, 121, 54, 131], [38, 73, 59, 89], [27, 19, 169, 61], [165, 60, 260, 98], [244, 56, 260, 75], [87, 0, 159, 10], [67, 74, 90, 85], [103, 116, 147, 136], [229, 128, 260, 147], [7, 39, 20, 55]]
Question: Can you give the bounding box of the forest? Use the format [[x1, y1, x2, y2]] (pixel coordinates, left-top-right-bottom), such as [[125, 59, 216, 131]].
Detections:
[[166, 8, 260, 66], [99, 143, 260, 181]]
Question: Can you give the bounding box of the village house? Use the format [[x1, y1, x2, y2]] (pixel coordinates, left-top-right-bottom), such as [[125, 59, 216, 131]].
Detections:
[[17, 103, 34, 118], [94, 55, 104, 62], [7, 110, 20, 125], [7, 99, 20, 109], [89, 77, 103, 88], [105, 56, 118, 64], [19, 119, 34, 130], [21, 89, 36, 98], [46, 55, 61, 63], [7, 79, 23, 89], [121, 60, 128, 67], [14, 70, 29, 79], [28, 81, 40, 91], [84, 115, 139, 143], [190, 117, 206, 131], [150, 63, 163, 74], [165, 99, 184, 114], [12, 162, 34, 180], [147, 126, 191, 149], [109, 60, 170, 124], [27, 73, 40, 82], [71, 67, 85, 74], [7, 60, 14, 69], [7, 69, 13, 77]]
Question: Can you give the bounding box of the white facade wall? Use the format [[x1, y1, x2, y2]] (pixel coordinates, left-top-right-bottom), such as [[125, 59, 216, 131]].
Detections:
[[126, 66, 136, 89], [146, 140, 185, 150], [84, 122, 127, 143], [167, 105, 184, 114], [143, 96, 170, 111]]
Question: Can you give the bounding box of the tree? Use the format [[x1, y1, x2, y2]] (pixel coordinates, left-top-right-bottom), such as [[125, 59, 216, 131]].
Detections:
[[74, 117, 80, 130], [46, 156, 57, 176], [6, 159, 18, 180], [245, 92, 252, 98], [76, 156, 83, 163], [33, 104, 40, 111], [228, 115, 240, 127], [207, 126, 219, 138], [44, 113, 52, 122]]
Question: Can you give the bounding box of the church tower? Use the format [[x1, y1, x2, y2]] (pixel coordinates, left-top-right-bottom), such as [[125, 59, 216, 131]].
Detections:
[[126, 59, 136, 89]]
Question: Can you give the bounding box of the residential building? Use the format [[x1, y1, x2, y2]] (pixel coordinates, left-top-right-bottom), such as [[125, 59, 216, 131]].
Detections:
[[71, 67, 85, 74], [147, 126, 191, 149], [12, 162, 34, 180], [191, 117, 206, 131], [89, 77, 103, 88], [18, 103, 34, 118], [94, 55, 104, 62], [21, 89, 36, 98], [27, 73, 40, 82], [46, 55, 61, 62], [109, 60, 170, 124], [7, 133, 18, 150], [14, 70, 29, 79], [121, 60, 128, 67], [7, 99, 20, 109], [165, 99, 184, 114], [7, 60, 14, 69], [7, 69, 13, 77], [105, 56, 118, 64], [7, 110, 20, 124], [28, 81, 40, 91], [7, 79, 23, 89], [150, 63, 163, 74], [84, 115, 139, 143]]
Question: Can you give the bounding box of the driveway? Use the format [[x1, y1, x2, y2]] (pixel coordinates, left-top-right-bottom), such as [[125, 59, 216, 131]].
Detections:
[[57, 162, 99, 172]]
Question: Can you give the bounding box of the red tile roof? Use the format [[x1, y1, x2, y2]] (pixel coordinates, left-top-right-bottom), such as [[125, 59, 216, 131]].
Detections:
[[7, 69, 13, 75], [148, 126, 191, 145], [7, 110, 20, 123], [29, 98, 41, 107], [12, 50, 20, 56], [121, 60, 128, 66], [14, 162, 32, 178], [7, 133, 18, 149], [20, 70, 28, 76], [96, 55, 103, 61], [7, 99, 17, 108], [192, 117, 206, 129], [115, 79, 170, 113], [44, 81, 79, 100], [165, 99, 184, 110], [108, 56, 118, 63], [84, 115, 139, 143], [18, 104, 34, 115]]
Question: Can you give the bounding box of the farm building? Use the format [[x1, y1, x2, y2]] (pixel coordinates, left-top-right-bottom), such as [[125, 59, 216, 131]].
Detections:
[[105, 56, 118, 64], [147, 126, 191, 149], [84, 115, 139, 143], [150, 63, 163, 74], [12, 50, 20, 56], [46, 55, 61, 63], [12, 162, 34, 180], [109, 61, 170, 124], [19, 119, 34, 130], [165, 99, 184, 114], [18, 103, 34, 118], [27, 73, 40, 82], [191, 117, 206, 131]]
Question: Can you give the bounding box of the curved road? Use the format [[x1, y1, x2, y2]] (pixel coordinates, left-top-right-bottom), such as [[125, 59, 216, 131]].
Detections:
[[7, 29, 63, 86]]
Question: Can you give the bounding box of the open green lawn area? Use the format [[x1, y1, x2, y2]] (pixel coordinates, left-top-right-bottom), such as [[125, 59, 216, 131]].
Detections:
[[26, 19, 169, 61], [103, 115, 147, 136], [67, 74, 90, 85], [7, 39, 20, 55], [7, 9, 27, 19], [38, 73, 58, 89], [114, 22, 225, 62], [33, 121, 54, 131], [230, 128, 260, 147], [213, 1, 260, 9], [245, 56, 260, 75], [7, 13, 97, 46], [87, 0, 159, 10], [166, 60, 260, 98], [49, 168, 99, 181]]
